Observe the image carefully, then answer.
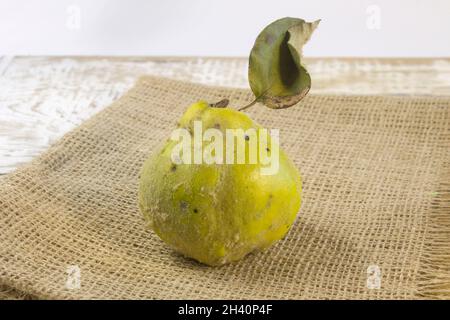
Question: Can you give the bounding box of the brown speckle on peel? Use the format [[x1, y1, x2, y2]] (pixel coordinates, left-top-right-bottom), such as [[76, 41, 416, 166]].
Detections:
[[170, 164, 177, 172], [266, 147, 270, 152], [214, 123, 220, 129], [245, 135, 250, 141], [180, 201, 188, 211], [193, 208, 198, 213], [265, 194, 273, 209]]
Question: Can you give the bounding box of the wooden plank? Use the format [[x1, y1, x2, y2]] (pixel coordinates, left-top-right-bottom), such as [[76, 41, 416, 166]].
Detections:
[[1, 57, 449, 174]]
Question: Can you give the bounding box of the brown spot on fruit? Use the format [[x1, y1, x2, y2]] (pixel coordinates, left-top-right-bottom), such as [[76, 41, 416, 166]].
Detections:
[[265, 194, 273, 209], [180, 201, 188, 211]]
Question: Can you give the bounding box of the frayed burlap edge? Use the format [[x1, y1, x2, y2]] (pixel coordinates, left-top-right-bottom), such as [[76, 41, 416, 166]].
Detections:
[[417, 163, 450, 298]]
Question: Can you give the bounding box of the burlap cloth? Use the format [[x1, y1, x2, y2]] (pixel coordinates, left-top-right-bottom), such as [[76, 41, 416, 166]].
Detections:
[[0, 76, 449, 299]]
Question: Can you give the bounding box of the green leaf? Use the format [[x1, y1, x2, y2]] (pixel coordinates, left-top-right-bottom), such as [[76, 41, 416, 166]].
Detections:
[[248, 17, 320, 109]]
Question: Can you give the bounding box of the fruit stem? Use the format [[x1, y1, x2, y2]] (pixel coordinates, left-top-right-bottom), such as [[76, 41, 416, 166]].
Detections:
[[210, 99, 229, 108]]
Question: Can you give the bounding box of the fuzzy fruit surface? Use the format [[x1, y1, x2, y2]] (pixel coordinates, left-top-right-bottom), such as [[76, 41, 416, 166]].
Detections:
[[139, 101, 302, 266]]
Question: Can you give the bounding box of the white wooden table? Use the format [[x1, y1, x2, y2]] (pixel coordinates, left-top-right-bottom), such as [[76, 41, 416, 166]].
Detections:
[[1, 57, 449, 175]]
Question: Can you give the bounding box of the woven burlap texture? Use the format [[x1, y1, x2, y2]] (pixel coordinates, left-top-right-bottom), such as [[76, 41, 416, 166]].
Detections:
[[0, 76, 449, 299]]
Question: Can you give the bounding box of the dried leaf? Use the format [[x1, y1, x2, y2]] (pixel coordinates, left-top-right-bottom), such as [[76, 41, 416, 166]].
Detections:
[[248, 17, 320, 109]]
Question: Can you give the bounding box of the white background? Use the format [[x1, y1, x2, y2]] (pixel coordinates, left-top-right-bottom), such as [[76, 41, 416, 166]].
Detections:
[[0, 0, 449, 57]]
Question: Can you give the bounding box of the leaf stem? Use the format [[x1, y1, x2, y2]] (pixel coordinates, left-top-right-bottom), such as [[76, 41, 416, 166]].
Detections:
[[238, 98, 259, 111]]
